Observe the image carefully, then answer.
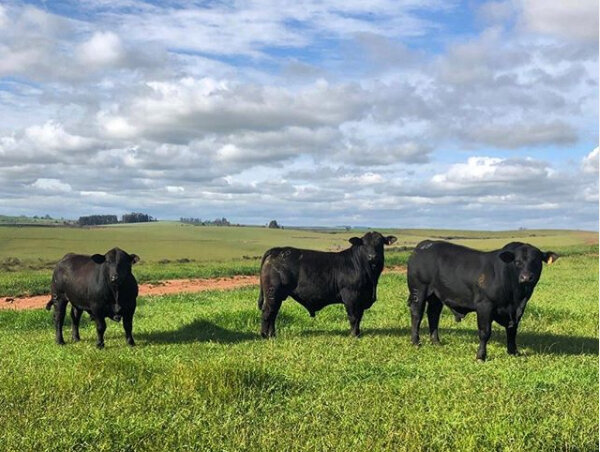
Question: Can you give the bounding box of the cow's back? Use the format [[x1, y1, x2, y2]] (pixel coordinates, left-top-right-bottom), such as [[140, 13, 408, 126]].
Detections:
[[52, 253, 106, 306], [409, 241, 491, 299]]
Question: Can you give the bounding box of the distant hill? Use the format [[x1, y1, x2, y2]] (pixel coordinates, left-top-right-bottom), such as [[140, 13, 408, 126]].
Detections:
[[0, 215, 74, 226]]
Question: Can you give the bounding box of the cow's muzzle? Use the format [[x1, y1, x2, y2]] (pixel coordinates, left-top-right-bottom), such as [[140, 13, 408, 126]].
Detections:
[[519, 272, 533, 283]]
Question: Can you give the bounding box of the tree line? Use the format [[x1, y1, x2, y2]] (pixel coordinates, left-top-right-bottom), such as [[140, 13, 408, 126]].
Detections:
[[78, 213, 156, 226], [180, 217, 231, 226]]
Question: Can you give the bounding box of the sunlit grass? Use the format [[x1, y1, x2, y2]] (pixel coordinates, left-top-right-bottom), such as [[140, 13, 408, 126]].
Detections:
[[0, 251, 597, 451]]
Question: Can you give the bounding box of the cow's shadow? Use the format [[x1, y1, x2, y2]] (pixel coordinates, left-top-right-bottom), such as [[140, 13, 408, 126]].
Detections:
[[137, 319, 258, 345], [299, 326, 598, 356]]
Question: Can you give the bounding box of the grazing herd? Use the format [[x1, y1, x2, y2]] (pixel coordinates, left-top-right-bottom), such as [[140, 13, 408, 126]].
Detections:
[[45, 232, 558, 360]]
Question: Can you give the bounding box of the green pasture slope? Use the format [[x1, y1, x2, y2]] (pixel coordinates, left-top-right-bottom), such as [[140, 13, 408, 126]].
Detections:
[[0, 223, 597, 450], [0, 221, 596, 296]]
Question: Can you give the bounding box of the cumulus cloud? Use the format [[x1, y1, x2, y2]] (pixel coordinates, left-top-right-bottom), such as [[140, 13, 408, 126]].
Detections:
[[0, 121, 98, 164], [96, 78, 368, 144], [0, 1, 596, 230], [77, 31, 125, 68], [519, 0, 599, 42], [459, 121, 577, 149], [431, 157, 552, 191], [582, 147, 599, 174], [31, 178, 72, 193]]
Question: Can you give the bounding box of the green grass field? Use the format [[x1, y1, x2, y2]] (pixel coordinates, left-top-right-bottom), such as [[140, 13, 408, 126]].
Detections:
[[0, 222, 596, 297], [0, 224, 597, 451]]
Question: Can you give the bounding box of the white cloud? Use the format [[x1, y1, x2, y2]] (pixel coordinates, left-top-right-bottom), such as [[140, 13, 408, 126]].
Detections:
[[77, 31, 124, 68], [0, 1, 596, 230], [519, 0, 599, 42], [431, 156, 551, 190], [0, 121, 97, 164], [31, 178, 72, 192], [582, 147, 599, 174], [339, 172, 385, 185], [24, 121, 96, 152]]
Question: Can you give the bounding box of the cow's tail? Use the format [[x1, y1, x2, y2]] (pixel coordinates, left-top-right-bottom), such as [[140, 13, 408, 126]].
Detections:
[[257, 250, 272, 310], [45, 298, 54, 311]]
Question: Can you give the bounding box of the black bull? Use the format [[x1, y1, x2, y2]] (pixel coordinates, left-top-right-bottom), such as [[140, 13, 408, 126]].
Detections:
[[258, 231, 397, 338], [46, 247, 139, 348], [407, 240, 558, 360]]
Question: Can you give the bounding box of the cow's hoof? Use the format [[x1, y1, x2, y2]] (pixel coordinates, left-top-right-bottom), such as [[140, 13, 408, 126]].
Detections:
[[96, 343, 105, 349], [127, 340, 136, 347], [476, 356, 486, 362], [56, 341, 66, 346], [508, 350, 520, 356], [72, 337, 80, 342], [431, 339, 442, 346]]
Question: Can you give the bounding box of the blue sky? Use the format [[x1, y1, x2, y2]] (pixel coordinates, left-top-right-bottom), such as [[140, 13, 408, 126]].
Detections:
[[0, 0, 598, 229]]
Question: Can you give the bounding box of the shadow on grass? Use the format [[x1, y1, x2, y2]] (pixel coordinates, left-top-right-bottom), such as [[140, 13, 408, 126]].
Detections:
[[298, 326, 598, 356], [137, 319, 258, 345]]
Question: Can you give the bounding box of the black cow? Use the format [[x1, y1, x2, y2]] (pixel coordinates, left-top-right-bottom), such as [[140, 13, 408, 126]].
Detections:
[[46, 247, 140, 348], [407, 240, 558, 360], [258, 231, 397, 338]]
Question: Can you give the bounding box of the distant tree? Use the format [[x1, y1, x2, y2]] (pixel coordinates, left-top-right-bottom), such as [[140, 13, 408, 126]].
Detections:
[[180, 217, 203, 225], [78, 215, 118, 226], [212, 217, 230, 226], [122, 212, 154, 223], [268, 220, 281, 229], [180, 217, 231, 226]]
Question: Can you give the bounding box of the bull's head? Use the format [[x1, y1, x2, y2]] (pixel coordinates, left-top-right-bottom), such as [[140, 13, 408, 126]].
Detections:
[[349, 232, 397, 301], [349, 231, 397, 269], [498, 242, 558, 285], [91, 248, 140, 321]]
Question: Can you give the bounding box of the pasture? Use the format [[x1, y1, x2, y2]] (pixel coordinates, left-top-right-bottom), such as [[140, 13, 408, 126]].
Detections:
[[0, 223, 597, 451], [0, 222, 595, 296]]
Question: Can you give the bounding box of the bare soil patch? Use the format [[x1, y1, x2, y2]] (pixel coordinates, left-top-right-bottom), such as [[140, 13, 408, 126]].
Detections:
[[1, 267, 406, 311], [1, 275, 259, 311]]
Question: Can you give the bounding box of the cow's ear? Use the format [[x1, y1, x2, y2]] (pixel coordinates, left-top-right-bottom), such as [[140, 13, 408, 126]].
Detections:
[[543, 251, 558, 265], [498, 251, 515, 263], [384, 235, 397, 245], [130, 254, 140, 264], [91, 254, 105, 264], [349, 237, 363, 246]]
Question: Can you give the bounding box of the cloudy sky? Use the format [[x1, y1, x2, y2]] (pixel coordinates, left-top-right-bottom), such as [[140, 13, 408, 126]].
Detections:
[[0, 0, 598, 229]]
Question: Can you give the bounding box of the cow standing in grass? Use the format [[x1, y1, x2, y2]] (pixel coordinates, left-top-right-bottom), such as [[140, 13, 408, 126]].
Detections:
[[258, 231, 397, 338], [46, 247, 139, 348], [407, 240, 558, 360]]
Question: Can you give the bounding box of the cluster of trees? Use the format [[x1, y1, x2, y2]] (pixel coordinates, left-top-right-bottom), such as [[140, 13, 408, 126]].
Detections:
[[267, 220, 282, 229], [180, 217, 231, 226], [122, 212, 155, 223], [78, 215, 118, 226], [78, 212, 156, 226]]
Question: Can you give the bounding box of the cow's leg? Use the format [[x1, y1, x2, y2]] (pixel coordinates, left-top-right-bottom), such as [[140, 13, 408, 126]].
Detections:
[[53, 296, 68, 345], [475, 301, 493, 361], [506, 323, 519, 355], [123, 308, 136, 346], [94, 316, 107, 349], [261, 295, 282, 338], [426, 296, 443, 345], [409, 287, 427, 346], [344, 303, 364, 337], [70, 306, 83, 342]]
